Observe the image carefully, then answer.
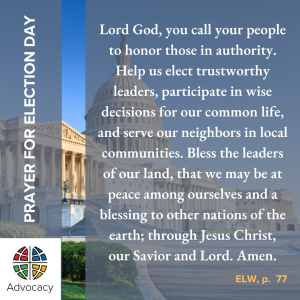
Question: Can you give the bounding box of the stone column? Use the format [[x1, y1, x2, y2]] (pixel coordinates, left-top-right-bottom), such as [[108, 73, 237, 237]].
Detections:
[[159, 182, 165, 228], [181, 185, 186, 230], [70, 152, 76, 195], [198, 186, 202, 211], [16, 141, 23, 189], [216, 190, 220, 211], [152, 182, 159, 226], [202, 187, 207, 211], [5, 142, 11, 189], [40, 145, 45, 187], [85, 156, 89, 197], [50, 147, 56, 187], [209, 188, 212, 211], [194, 185, 200, 212], [183, 186, 189, 212], [195, 186, 199, 211], [80, 154, 85, 198], [89, 156, 94, 195], [61, 150, 66, 187], [165, 183, 170, 229], [212, 189, 216, 211], [94, 161, 99, 195], [199, 186, 203, 211], [100, 162, 106, 194], [209, 188, 213, 211], [174, 184, 179, 230], [171, 183, 176, 230]]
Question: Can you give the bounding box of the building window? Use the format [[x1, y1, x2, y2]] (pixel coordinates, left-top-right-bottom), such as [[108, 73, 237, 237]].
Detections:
[[75, 165, 77, 172], [139, 184, 141, 188], [146, 185, 148, 189], [0, 177, 4, 189], [13, 154, 17, 161], [121, 181, 123, 186], [112, 179, 115, 184], [252, 201, 255, 205], [128, 140, 131, 151], [55, 162, 58, 169], [244, 202, 247, 205], [1, 153, 5, 160], [45, 160, 49, 167], [65, 164, 68, 170], [12, 178, 16, 188], [24, 158, 29, 164], [36, 158, 39, 165]]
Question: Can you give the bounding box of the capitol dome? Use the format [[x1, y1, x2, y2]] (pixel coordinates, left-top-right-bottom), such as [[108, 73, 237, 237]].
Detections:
[[93, 72, 156, 104], [84, 35, 170, 164]]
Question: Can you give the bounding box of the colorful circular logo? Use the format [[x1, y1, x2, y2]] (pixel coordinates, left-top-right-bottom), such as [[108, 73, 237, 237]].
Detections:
[[13, 246, 47, 280]]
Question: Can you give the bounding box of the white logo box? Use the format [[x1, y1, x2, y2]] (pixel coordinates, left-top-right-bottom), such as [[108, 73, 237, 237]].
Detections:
[[0, 238, 61, 299]]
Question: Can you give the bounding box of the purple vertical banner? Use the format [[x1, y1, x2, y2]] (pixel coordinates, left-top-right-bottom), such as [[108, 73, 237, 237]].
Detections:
[[0, 1, 62, 299]]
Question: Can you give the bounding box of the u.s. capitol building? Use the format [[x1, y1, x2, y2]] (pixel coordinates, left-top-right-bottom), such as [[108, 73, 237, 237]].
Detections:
[[0, 37, 298, 234]]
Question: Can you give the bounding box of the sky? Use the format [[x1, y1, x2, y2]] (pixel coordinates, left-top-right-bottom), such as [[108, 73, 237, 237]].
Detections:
[[62, 0, 300, 216], [62, 0, 85, 132]]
